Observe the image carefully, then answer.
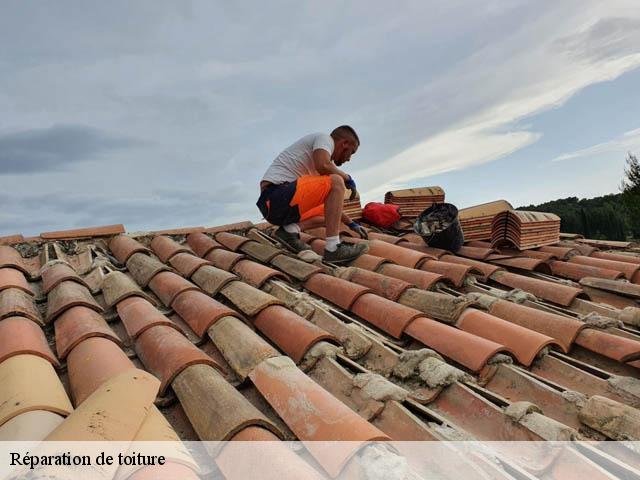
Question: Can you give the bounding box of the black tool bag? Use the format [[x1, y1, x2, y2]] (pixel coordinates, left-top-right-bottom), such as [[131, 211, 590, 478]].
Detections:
[[414, 203, 464, 252]]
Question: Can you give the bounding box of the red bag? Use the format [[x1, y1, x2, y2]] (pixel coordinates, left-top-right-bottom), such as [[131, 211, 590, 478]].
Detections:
[[362, 202, 401, 228]]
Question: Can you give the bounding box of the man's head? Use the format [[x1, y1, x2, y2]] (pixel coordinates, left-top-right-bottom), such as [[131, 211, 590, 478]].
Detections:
[[330, 125, 359, 166]]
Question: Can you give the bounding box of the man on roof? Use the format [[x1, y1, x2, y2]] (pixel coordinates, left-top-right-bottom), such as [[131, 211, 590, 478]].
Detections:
[[257, 125, 368, 264]]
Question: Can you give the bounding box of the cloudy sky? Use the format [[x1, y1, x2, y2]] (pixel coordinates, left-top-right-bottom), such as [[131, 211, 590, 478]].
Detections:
[[1, 1, 640, 236]]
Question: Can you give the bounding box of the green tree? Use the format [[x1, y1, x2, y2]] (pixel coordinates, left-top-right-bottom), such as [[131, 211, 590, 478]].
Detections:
[[621, 152, 640, 238]]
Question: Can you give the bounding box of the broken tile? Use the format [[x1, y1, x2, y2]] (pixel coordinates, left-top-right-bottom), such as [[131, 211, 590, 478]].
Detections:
[[126, 252, 172, 287], [54, 306, 122, 359], [0, 288, 44, 325], [0, 267, 32, 295], [150, 236, 193, 263], [148, 271, 200, 308], [168, 252, 212, 278], [304, 273, 371, 310], [41, 261, 91, 294], [102, 271, 155, 308], [0, 316, 59, 367], [117, 296, 183, 340], [46, 280, 103, 323], [109, 235, 152, 264], [172, 289, 243, 337], [191, 265, 238, 296]]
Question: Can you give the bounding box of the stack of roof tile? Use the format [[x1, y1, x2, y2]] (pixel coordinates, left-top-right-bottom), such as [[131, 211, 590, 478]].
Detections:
[[342, 190, 363, 220], [458, 200, 513, 241], [384, 186, 445, 217], [491, 210, 561, 250]]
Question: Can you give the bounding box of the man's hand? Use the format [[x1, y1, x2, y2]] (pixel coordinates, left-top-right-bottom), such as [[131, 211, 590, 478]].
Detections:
[[348, 221, 368, 239], [345, 175, 358, 201]]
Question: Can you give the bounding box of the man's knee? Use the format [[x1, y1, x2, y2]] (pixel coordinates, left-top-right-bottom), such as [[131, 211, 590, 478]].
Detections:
[[329, 174, 345, 192]]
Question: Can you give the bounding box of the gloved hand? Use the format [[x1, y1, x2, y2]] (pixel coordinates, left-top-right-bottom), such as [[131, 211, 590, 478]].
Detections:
[[348, 221, 369, 239], [345, 175, 358, 201]]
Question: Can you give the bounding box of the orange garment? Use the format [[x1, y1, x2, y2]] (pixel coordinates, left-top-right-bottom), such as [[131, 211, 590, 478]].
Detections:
[[289, 175, 331, 221]]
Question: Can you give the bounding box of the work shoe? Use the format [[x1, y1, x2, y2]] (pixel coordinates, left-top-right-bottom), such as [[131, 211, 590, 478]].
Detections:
[[323, 242, 368, 264], [274, 227, 311, 253]]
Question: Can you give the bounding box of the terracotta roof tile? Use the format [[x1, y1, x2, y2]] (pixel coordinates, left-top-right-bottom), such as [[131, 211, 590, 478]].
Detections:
[[399, 241, 449, 258], [102, 271, 155, 308], [0, 245, 29, 276], [0, 410, 65, 441], [487, 300, 585, 352], [569, 255, 640, 281], [0, 354, 73, 426], [304, 273, 372, 310], [41, 261, 90, 294], [419, 260, 471, 287], [377, 263, 443, 290], [148, 271, 200, 308], [549, 260, 624, 281], [168, 252, 212, 277], [488, 255, 552, 274], [172, 289, 243, 337], [0, 234, 24, 245], [205, 248, 246, 271], [191, 265, 238, 296], [66, 337, 134, 405], [365, 239, 429, 268], [338, 267, 413, 301], [54, 306, 122, 359], [116, 296, 183, 340], [490, 271, 584, 306], [574, 329, 640, 363], [538, 245, 578, 260], [149, 226, 205, 235], [108, 235, 151, 264], [366, 231, 406, 244], [204, 220, 254, 234], [456, 245, 495, 260], [0, 316, 59, 367], [186, 232, 223, 257], [232, 259, 289, 288], [440, 254, 503, 281], [215, 231, 253, 251], [239, 240, 283, 262], [150, 236, 193, 263], [350, 253, 390, 271], [46, 281, 103, 323], [0, 288, 43, 324], [220, 280, 285, 316], [351, 292, 424, 338], [270, 254, 323, 281], [404, 317, 512, 372], [579, 277, 640, 299], [40, 223, 125, 240], [254, 305, 338, 363], [136, 325, 224, 394], [126, 252, 172, 287], [249, 356, 389, 476], [457, 308, 560, 366], [591, 251, 640, 265], [0, 267, 33, 295]]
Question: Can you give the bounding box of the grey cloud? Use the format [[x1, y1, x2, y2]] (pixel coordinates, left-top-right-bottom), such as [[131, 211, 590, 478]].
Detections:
[[0, 125, 143, 174]]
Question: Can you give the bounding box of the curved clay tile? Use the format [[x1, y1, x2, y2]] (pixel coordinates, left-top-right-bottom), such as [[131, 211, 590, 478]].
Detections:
[[351, 293, 424, 338], [579, 277, 640, 299], [215, 231, 252, 252], [0, 288, 44, 325], [220, 280, 284, 317], [0, 410, 64, 441], [591, 251, 640, 265], [109, 235, 151, 264], [519, 250, 558, 261], [538, 245, 578, 260], [457, 309, 560, 366], [303, 273, 371, 310], [41, 261, 90, 295], [209, 316, 279, 380], [249, 356, 389, 477], [0, 316, 59, 367], [366, 240, 428, 268], [45, 369, 159, 441], [490, 271, 584, 307], [440, 255, 504, 281], [569, 256, 640, 281], [205, 248, 246, 271], [54, 306, 122, 359], [186, 232, 222, 258], [366, 231, 405, 244], [148, 271, 200, 308], [349, 253, 390, 272], [126, 252, 172, 287], [136, 325, 224, 395], [0, 245, 29, 276], [574, 329, 640, 363], [270, 254, 323, 281], [172, 290, 242, 337], [0, 354, 73, 427], [150, 236, 193, 263], [399, 242, 449, 258], [339, 267, 413, 301], [253, 305, 338, 363], [404, 317, 512, 372], [169, 252, 212, 278], [420, 260, 471, 287], [67, 337, 134, 405], [378, 263, 443, 290], [45, 281, 103, 323], [487, 300, 584, 352], [232, 259, 289, 288], [102, 271, 155, 308], [456, 246, 495, 260], [488, 255, 552, 274], [240, 241, 282, 262], [117, 296, 183, 340], [191, 265, 238, 296], [0, 267, 32, 295], [549, 261, 624, 281]]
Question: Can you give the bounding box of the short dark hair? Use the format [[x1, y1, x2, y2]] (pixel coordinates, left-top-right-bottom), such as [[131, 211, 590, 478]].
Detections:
[[331, 125, 360, 145]]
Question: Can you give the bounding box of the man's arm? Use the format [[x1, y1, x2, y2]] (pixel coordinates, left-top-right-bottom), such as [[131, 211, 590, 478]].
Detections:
[[313, 149, 349, 180]]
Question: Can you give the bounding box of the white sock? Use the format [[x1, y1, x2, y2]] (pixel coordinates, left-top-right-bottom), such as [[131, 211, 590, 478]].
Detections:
[[325, 236, 340, 252], [283, 223, 301, 234]]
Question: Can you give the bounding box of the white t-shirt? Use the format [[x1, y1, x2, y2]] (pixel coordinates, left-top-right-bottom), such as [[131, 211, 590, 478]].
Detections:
[[261, 133, 334, 184]]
